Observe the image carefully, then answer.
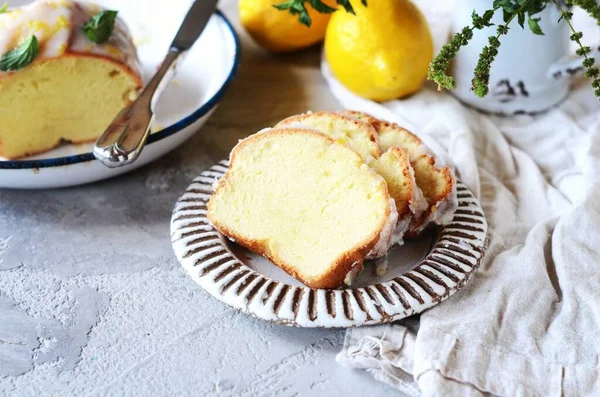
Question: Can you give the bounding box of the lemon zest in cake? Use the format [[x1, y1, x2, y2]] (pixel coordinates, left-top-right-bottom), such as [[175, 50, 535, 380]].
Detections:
[[54, 14, 70, 30]]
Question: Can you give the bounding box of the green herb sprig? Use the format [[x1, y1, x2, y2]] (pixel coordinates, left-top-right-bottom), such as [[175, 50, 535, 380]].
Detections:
[[0, 35, 39, 72], [555, 0, 600, 96], [428, 0, 600, 100], [277, 0, 600, 100], [429, 0, 547, 97], [0, 2, 8, 14], [82, 10, 118, 44], [570, 0, 600, 24], [427, 10, 496, 91], [274, 0, 366, 27]]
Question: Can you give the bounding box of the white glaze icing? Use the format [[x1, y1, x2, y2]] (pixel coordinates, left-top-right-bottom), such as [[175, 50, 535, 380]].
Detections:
[[405, 136, 457, 230], [0, 0, 141, 77], [407, 163, 428, 218], [366, 198, 398, 259], [279, 122, 331, 138], [256, 127, 273, 134], [375, 257, 388, 276], [343, 261, 363, 286], [412, 176, 459, 234], [390, 212, 411, 247], [432, 177, 458, 226], [408, 143, 436, 163]]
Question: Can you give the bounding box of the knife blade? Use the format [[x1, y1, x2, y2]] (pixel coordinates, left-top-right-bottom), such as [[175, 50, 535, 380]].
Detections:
[[94, 0, 219, 168], [172, 0, 220, 51]]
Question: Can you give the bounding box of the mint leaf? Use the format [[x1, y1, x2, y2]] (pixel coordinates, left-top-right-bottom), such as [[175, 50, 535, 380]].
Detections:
[[500, 1, 518, 13], [337, 0, 356, 15], [274, 0, 367, 27], [0, 35, 39, 71], [528, 16, 544, 35], [82, 10, 118, 44], [309, 0, 336, 14], [336, 0, 356, 15], [518, 11, 525, 28], [0, 3, 8, 14], [483, 10, 495, 25], [273, 0, 312, 26], [526, 0, 546, 15]]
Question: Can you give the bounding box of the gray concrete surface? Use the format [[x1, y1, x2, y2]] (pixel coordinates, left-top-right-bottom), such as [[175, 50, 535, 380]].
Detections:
[[0, 3, 400, 395]]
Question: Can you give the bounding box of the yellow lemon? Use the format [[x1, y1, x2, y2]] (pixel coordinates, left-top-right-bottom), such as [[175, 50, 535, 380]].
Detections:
[[325, 0, 433, 101], [240, 0, 334, 53]]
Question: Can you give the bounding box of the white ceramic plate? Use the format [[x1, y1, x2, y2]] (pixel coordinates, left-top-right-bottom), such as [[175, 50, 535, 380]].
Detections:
[[171, 161, 489, 328], [0, 0, 240, 189]]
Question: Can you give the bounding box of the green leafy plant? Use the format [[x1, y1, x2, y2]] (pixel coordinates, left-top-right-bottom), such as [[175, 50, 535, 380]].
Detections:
[[274, 0, 366, 27], [0, 35, 39, 72], [82, 10, 118, 44], [428, 0, 600, 98], [0, 2, 8, 14], [278, 0, 600, 99]]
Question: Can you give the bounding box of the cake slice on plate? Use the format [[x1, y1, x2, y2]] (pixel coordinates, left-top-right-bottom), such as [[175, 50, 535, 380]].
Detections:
[[275, 111, 382, 162], [208, 128, 397, 289], [276, 112, 426, 245], [0, 0, 142, 159], [340, 111, 457, 236]]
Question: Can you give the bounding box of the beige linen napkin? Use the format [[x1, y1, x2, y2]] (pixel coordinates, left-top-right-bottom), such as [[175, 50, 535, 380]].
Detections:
[[323, 3, 600, 396]]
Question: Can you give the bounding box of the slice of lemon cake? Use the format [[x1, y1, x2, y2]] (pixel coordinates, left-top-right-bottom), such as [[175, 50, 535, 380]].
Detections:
[[208, 128, 397, 289], [341, 111, 457, 236], [276, 111, 382, 163], [369, 147, 423, 243], [0, 0, 142, 159], [276, 112, 426, 245]]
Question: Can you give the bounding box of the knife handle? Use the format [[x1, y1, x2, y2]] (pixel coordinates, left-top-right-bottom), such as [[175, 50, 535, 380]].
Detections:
[[94, 49, 185, 168]]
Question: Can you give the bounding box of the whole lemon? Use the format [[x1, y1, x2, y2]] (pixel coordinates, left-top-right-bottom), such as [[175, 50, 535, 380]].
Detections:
[[325, 0, 433, 101], [240, 0, 335, 53]]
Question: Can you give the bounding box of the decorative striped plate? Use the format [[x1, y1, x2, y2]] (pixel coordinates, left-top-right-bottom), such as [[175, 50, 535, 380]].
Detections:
[[170, 161, 488, 328]]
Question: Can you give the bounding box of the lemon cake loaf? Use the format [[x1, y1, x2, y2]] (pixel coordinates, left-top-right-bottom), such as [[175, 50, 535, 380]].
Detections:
[[276, 112, 426, 244], [341, 111, 457, 236], [0, 0, 142, 159], [208, 128, 397, 289]]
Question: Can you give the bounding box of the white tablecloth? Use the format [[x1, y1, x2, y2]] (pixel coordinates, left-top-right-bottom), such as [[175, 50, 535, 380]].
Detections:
[[323, 4, 600, 395]]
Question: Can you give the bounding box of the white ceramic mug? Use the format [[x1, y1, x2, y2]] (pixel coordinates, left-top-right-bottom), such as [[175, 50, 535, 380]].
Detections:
[[450, 0, 594, 115]]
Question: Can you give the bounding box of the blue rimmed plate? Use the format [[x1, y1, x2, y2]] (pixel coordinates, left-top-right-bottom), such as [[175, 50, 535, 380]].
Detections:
[[0, 0, 240, 189]]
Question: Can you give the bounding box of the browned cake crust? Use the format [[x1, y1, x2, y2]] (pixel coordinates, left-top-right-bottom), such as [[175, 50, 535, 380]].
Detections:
[[338, 110, 422, 148], [0, 53, 145, 159], [340, 110, 456, 236], [338, 110, 381, 127], [0, 135, 98, 160], [405, 156, 455, 237], [386, 146, 415, 220], [207, 128, 392, 289]]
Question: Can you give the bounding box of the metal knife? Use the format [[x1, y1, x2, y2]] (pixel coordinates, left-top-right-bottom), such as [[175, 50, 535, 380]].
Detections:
[[94, 0, 219, 168]]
